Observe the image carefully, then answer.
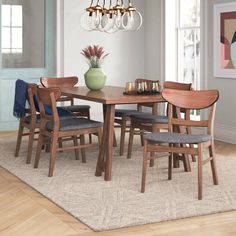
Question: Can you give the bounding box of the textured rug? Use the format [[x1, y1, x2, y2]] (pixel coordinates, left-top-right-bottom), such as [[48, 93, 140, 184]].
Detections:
[[0, 137, 236, 231]]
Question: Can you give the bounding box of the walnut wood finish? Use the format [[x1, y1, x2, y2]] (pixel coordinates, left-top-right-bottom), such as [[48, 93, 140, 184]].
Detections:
[[15, 84, 40, 164], [115, 79, 160, 156], [61, 86, 164, 181], [141, 89, 219, 200], [127, 81, 193, 171], [34, 87, 102, 177], [40, 76, 90, 118]]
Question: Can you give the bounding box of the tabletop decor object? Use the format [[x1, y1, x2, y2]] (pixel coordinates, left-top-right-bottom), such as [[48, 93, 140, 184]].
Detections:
[[81, 45, 108, 90]]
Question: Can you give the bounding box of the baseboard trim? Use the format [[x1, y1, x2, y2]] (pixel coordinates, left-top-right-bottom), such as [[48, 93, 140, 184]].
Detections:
[[215, 123, 236, 144]]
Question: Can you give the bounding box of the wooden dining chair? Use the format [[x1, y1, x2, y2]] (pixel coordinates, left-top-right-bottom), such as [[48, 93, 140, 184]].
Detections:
[[34, 87, 103, 177], [40, 76, 91, 118], [15, 84, 40, 164], [114, 79, 160, 156], [141, 89, 219, 200], [127, 81, 192, 170]]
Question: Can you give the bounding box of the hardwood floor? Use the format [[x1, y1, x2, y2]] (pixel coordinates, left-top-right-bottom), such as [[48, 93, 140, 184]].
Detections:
[[0, 131, 236, 236]]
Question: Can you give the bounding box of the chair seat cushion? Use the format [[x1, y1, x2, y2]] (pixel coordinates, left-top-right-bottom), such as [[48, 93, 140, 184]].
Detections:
[[144, 132, 212, 144], [131, 113, 168, 124], [115, 109, 144, 117], [46, 118, 102, 132], [63, 105, 91, 112], [25, 111, 76, 124]]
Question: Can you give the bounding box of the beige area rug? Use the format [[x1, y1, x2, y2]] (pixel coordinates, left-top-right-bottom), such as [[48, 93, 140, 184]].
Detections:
[[0, 137, 236, 231]]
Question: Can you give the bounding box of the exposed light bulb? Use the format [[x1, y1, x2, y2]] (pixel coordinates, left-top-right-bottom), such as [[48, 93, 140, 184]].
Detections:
[[122, 11, 134, 30], [122, 10, 142, 31], [101, 13, 116, 32], [115, 12, 122, 28], [80, 12, 93, 31], [80, 0, 143, 33]]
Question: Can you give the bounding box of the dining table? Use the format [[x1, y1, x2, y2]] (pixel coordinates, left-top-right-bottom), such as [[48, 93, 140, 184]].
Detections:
[[61, 86, 165, 181]]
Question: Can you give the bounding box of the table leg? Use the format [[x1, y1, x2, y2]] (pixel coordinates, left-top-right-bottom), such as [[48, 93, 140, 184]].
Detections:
[[104, 105, 115, 181], [95, 117, 108, 176], [95, 104, 115, 181]]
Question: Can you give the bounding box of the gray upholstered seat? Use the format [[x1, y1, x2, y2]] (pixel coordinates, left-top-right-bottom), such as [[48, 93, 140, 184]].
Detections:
[[46, 118, 103, 132], [25, 112, 76, 124], [144, 132, 212, 144], [115, 109, 144, 117], [63, 105, 91, 112], [131, 113, 168, 124]]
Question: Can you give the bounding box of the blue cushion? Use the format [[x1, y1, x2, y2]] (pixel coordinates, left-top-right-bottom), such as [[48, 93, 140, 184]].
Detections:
[[13, 79, 28, 118], [33, 95, 74, 118]]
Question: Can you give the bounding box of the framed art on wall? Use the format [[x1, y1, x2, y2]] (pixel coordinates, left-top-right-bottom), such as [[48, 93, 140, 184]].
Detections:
[[213, 2, 236, 78]]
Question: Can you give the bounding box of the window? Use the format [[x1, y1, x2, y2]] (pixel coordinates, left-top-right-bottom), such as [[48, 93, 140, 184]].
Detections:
[[165, 0, 200, 118], [1, 4, 23, 53], [165, 0, 200, 90]]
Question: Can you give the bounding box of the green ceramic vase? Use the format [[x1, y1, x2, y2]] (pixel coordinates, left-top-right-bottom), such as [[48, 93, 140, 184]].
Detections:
[[84, 68, 106, 90]]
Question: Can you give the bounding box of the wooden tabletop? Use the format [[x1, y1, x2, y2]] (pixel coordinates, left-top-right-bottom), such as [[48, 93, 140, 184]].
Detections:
[[61, 86, 164, 105]]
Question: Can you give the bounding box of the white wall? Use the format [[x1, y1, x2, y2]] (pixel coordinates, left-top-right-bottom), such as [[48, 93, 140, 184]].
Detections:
[[144, 0, 163, 82], [205, 0, 236, 144], [62, 0, 145, 120]]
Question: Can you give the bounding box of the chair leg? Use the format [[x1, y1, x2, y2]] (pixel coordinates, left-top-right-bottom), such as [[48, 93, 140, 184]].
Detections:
[[45, 143, 50, 153], [80, 134, 86, 163], [141, 140, 148, 193], [15, 123, 24, 157], [182, 152, 191, 172], [119, 117, 127, 156], [197, 144, 203, 200], [113, 129, 117, 147], [209, 142, 219, 185], [150, 152, 155, 167], [58, 137, 63, 152], [73, 136, 80, 160], [26, 127, 35, 164], [127, 124, 135, 159], [48, 135, 58, 177], [87, 111, 93, 144], [97, 129, 102, 146], [140, 129, 144, 146], [34, 133, 44, 168], [168, 152, 173, 180]]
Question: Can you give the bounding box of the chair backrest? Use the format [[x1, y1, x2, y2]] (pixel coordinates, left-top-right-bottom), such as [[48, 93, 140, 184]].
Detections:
[[162, 89, 219, 135], [37, 87, 61, 126], [40, 76, 78, 88], [24, 84, 38, 123], [40, 76, 78, 105], [163, 81, 192, 91]]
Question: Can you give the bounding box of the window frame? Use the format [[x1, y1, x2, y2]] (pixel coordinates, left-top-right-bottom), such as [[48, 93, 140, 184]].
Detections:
[[1, 4, 23, 54]]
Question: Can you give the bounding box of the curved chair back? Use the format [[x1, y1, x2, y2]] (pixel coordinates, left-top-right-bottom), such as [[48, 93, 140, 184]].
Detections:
[[163, 81, 192, 90], [37, 87, 62, 123], [162, 89, 219, 110], [40, 76, 78, 88], [162, 89, 219, 134]]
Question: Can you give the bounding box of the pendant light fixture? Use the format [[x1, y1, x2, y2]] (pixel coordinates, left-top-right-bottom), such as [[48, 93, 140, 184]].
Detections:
[[80, 0, 143, 33]]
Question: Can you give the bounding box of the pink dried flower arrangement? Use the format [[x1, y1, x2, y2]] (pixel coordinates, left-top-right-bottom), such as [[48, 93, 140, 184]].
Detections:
[[81, 45, 109, 68]]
